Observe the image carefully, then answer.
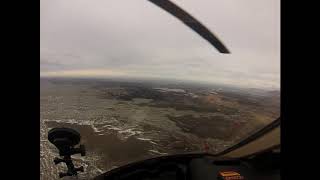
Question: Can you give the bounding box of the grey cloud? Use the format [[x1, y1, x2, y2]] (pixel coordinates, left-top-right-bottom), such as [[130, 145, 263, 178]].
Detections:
[[40, 0, 280, 90]]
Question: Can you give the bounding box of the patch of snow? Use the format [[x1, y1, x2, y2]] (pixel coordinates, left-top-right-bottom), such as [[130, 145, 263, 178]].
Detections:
[[153, 88, 186, 93], [148, 149, 168, 155]]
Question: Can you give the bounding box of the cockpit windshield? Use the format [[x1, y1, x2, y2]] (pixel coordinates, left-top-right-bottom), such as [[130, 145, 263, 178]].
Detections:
[[40, 0, 280, 179]]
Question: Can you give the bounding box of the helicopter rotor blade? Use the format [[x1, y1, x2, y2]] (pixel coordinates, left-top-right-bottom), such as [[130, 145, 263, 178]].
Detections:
[[148, 0, 230, 53]]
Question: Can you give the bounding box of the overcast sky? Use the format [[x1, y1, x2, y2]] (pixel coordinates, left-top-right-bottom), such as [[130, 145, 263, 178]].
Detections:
[[40, 0, 280, 90]]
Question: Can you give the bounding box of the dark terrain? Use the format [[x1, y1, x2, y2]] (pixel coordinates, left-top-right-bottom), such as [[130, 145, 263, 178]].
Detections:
[[40, 78, 279, 180]]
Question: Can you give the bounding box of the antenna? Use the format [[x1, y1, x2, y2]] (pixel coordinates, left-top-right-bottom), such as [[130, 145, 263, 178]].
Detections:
[[48, 127, 86, 178]]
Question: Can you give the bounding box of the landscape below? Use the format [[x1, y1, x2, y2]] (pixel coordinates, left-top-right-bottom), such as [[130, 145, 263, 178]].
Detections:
[[40, 78, 279, 180]]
